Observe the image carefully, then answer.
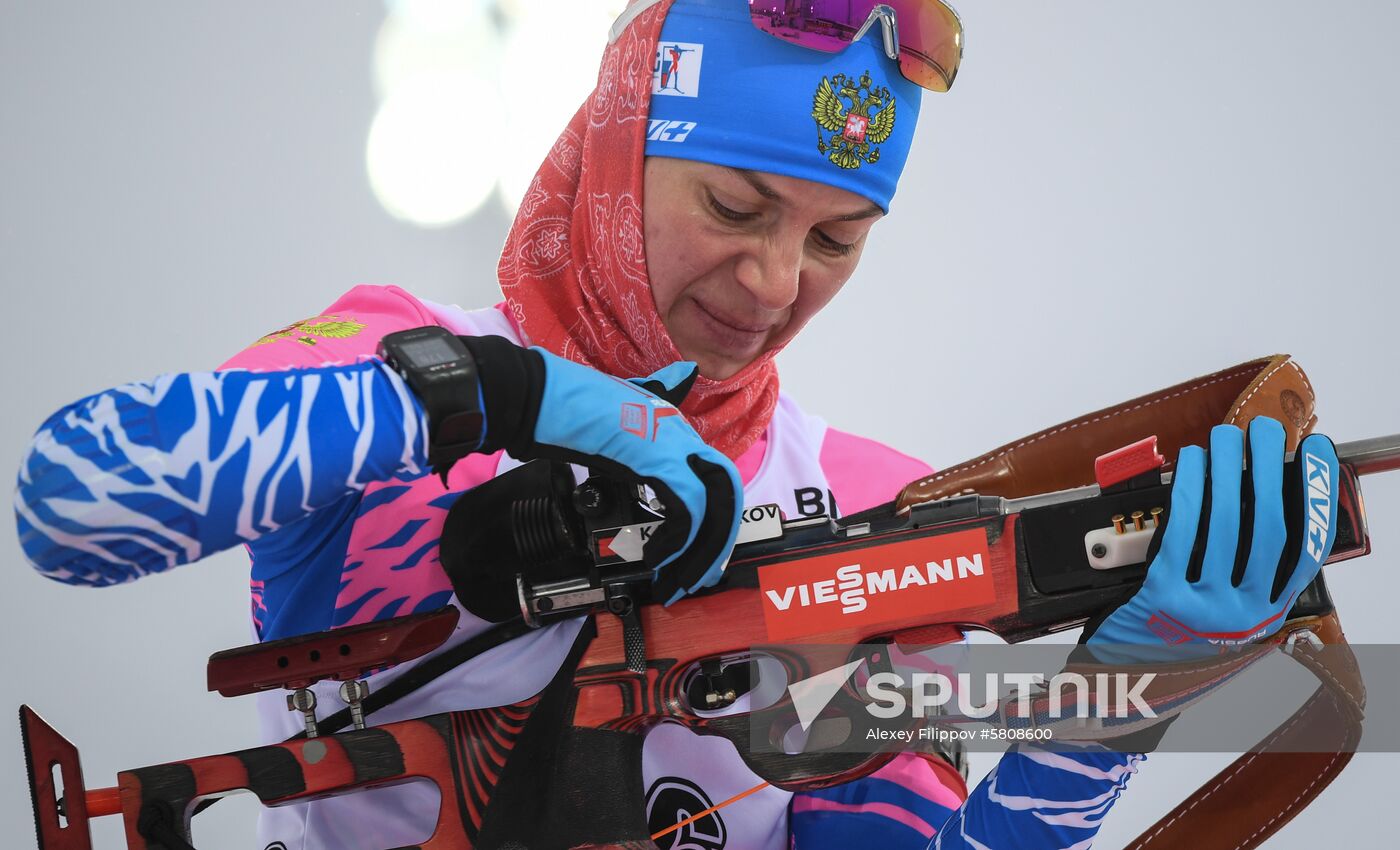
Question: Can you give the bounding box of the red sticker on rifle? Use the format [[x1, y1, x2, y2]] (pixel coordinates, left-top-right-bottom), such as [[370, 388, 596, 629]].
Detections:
[[757, 528, 996, 641]]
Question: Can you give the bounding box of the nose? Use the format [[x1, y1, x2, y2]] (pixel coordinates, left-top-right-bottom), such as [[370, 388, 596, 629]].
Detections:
[[733, 234, 802, 312]]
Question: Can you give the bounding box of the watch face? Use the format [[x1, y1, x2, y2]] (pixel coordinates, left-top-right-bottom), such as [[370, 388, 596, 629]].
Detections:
[[399, 335, 463, 368]]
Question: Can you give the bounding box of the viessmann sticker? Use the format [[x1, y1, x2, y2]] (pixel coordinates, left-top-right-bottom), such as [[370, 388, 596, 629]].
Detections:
[[757, 528, 996, 641]]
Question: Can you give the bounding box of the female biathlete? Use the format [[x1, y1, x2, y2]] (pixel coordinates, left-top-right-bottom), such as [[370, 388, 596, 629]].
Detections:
[[16, 2, 1338, 847]]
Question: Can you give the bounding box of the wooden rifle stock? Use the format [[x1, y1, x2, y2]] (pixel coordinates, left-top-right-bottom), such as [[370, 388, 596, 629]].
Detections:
[[21, 435, 1395, 849]]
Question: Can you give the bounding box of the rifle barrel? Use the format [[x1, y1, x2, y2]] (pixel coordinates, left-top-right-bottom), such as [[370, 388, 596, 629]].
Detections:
[[1337, 434, 1400, 477]]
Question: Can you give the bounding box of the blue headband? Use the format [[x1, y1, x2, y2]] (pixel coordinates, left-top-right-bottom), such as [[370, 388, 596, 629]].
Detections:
[[644, 0, 922, 212]]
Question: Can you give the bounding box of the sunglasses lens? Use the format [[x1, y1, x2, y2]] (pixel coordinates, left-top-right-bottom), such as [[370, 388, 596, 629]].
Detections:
[[887, 0, 962, 92], [748, 1, 963, 93]]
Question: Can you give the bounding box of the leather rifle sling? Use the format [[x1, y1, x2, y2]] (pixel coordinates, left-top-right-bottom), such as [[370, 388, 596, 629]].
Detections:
[[895, 355, 1367, 850]]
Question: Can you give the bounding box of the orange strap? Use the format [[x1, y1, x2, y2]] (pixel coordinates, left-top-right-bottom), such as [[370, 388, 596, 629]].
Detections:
[[650, 781, 771, 841]]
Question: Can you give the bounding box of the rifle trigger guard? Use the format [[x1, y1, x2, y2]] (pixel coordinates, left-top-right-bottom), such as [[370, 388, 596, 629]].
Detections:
[[692, 657, 750, 711]]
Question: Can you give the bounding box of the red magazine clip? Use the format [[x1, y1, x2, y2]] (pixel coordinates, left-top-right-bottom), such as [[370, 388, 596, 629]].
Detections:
[[1094, 435, 1166, 490]]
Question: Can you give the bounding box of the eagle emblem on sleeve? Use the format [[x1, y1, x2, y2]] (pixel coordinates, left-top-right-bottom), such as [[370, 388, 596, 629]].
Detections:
[[252, 315, 367, 347], [812, 70, 896, 170]]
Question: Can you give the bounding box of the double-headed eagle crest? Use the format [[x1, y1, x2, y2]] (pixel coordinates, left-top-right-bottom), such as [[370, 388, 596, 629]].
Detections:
[[253, 315, 366, 347], [812, 70, 896, 169]]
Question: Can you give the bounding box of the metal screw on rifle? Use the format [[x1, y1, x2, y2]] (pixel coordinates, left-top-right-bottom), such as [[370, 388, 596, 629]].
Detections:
[[1091, 543, 1108, 559], [1150, 507, 1164, 527], [339, 680, 371, 731], [705, 688, 738, 709], [573, 483, 606, 517], [1131, 511, 1146, 531], [287, 688, 320, 738], [1112, 514, 1126, 534]]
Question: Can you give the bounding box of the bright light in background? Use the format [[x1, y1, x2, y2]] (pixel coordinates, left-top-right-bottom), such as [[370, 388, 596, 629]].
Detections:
[[366, 73, 499, 227], [372, 1, 499, 100], [496, 2, 624, 211], [368, 0, 626, 228]]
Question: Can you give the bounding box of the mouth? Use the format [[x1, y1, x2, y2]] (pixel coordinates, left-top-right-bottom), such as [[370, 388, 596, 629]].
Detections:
[[689, 297, 774, 356]]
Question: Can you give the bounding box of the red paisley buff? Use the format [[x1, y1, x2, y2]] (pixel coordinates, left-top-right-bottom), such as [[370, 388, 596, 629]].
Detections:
[[496, 0, 778, 461]]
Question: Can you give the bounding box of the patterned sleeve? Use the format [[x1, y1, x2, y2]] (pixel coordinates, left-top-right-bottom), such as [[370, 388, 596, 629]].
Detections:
[[14, 359, 429, 587], [792, 752, 968, 848], [931, 743, 1143, 849]]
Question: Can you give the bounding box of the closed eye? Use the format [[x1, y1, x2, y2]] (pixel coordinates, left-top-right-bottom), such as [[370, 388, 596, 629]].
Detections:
[[707, 192, 759, 223], [812, 229, 857, 256]]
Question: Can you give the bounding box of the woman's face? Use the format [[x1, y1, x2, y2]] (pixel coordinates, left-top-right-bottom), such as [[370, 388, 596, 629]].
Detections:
[[643, 157, 883, 380]]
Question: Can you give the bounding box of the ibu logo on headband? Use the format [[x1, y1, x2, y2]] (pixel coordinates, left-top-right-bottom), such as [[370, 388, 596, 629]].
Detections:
[[813, 70, 897, 170], [653, 41, 704, 97]]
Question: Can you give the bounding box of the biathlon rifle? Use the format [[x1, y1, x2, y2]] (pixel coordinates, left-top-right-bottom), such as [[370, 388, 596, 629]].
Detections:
[[20, 430, 1399, 849]]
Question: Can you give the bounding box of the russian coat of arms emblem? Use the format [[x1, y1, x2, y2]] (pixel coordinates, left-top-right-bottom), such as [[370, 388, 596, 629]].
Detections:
[[811, 70, 896, 170]]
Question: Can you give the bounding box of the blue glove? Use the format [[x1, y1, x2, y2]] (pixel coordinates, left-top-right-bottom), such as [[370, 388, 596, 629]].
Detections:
[[1086, 417, 1339, 662], [461, 335, 742, 605]]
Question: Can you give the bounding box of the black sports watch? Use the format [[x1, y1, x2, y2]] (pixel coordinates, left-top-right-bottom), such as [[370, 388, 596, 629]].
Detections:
[[378, 326, 486, 479]]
